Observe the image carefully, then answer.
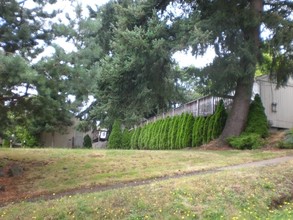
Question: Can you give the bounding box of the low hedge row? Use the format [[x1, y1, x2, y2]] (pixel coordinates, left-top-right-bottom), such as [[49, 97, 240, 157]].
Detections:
[[109, 95, 269, 150], [115, 100, 227, 150]]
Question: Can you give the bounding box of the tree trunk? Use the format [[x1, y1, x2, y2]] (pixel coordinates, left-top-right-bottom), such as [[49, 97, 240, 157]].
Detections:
[[219, 0, 263, 141], [220, 75, 254, 140]]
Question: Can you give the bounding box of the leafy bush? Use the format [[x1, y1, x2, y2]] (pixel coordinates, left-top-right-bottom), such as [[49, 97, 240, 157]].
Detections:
[[2, 139, 10, 148], [83, 134, 92, 148], [227, 133, 264, 150], [212, 100, 227, 139], [202, 116, 211, 144], [279, 129, 293, 149], [170, 116, 180, 149], [130, 127, 141, 149], [192, 116, 205, 147], [245, 94, 269, 137], [181, 114, 195, 148], [108, 120, 123, 149], [122, 130, 132, 149]]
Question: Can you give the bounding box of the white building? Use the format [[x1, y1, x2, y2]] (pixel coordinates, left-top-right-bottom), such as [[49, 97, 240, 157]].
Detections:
[[255, 75, 293, 129]]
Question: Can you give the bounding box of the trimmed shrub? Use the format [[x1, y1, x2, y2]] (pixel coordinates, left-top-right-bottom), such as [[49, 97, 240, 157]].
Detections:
[[131, 127, 141, 149], [207, 114, 215, 143], [159, 117, 170, 149], [145, 123, 153, 148], [192, 116, 205, 147], [138, 126, 146, 149], [170, 115, 180, 149], [182, 114, 195, 148], [83, 134, 92, 149], [202, 116, 211, 144], [167, 117, 175, 148], [156, 120, 164, 149], [245, 94, 269, 137], [192, 117, 200, 147], [108, 120, 123, 149], [227, 133, 264, 150], [122, 130, 132, 149], [176, 113, 188, 149], [212, 100, 227, 139]]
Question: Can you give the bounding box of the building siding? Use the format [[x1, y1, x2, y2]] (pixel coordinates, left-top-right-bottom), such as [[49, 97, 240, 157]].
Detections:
[[40, 119, 91, 148], [256, 75, 293, 129]]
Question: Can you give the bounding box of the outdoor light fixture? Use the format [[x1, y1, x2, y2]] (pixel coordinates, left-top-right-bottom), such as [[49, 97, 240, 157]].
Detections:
[[271, 102, 277, 113]]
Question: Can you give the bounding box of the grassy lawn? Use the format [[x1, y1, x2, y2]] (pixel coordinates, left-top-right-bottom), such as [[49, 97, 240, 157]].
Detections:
[[0, 148, 293, 219]]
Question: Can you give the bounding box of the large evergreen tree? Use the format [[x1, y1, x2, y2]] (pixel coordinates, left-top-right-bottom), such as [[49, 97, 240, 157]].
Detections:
[[0, 0, 74, 139], [152, 0, 292, 141]]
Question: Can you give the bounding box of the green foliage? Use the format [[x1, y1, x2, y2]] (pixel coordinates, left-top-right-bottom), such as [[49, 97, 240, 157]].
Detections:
[[170, 116, 180, 149], [192, 117, 205, 147], [108, 120, 123, 149], [211, 100, 227, 139], [0, 1, 75, 140], [245, 94, 269, 137], [2, 139, 10, 148], [192, 117, 200, 147], [175, 114, 185, 149], [15, 125, 38, 148], [279, 129, 293, 149], [181, 114, 195, 148], [126, 105, 227, 150], [130, 127, 141, 149], [89, 1, 183, 126], [122, 130, 132, 149], [202, 116, 211, 144], [83, 135, 92, 149], [227, 133, 264, 150]]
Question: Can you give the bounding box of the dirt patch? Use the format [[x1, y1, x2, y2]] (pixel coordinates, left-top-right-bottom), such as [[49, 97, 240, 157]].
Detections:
[[0, 160, 49, 206], [270, 183, 293, 210], [263, 131, 286, 149]]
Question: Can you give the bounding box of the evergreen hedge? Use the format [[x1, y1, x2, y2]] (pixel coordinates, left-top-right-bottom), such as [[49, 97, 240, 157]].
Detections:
[[182, 113, 195, 148], [122, 130, 132, 149], [108, 120, 123, 149], [170, 115, 180, 149], [228, 95, 269, 150], [211, 100, 227, 139], [113, 101, 227, 150], [245, 94, 269, 137], [83, 134, 92, 148]]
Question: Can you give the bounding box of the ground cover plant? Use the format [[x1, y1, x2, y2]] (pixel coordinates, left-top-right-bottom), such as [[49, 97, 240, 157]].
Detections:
[[0, 148, 291, 206], [0, 150, 293, 219]]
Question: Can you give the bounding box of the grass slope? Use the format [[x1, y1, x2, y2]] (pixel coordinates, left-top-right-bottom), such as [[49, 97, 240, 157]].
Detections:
[[0, 148, 292, 219]]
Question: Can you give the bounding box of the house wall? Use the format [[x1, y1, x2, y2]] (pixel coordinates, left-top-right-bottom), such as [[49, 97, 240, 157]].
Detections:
[[256, 76, 293, 129], [40, 119, 90, 148]]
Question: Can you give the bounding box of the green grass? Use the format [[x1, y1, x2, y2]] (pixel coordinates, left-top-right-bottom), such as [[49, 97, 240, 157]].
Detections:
[[0, 148, 293, 219], [1, 155, 293, 219], [0, 148, 291, 195]]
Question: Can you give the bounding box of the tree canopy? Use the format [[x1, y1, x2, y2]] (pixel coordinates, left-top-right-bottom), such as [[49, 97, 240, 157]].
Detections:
[[1, 0, 292, 144], [0, 0, 73, 141]]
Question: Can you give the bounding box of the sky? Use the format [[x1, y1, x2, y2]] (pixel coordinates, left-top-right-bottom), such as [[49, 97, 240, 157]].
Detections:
[[24, 0, 215, 68]]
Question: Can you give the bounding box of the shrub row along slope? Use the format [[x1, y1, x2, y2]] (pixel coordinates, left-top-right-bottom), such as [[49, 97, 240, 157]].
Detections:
[[108, 100, 227, 149], [109, 95, 270, 150]]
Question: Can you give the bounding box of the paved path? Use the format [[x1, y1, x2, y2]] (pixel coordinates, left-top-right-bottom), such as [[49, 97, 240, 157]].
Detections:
[[218, 156, 293, 170], [1, 156, 293, 207]]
